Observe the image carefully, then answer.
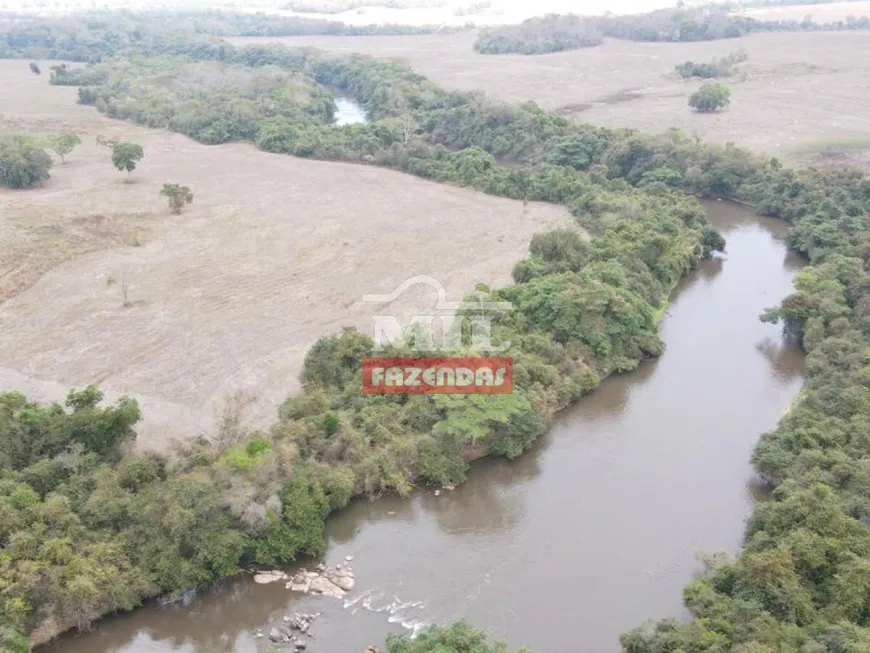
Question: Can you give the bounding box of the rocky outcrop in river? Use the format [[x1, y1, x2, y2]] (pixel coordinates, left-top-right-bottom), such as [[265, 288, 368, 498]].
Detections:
[[252, 559, 357, 598], [287, 560, 356, 597], [251, 560, 358, 650], [256, 612, 320, 650]]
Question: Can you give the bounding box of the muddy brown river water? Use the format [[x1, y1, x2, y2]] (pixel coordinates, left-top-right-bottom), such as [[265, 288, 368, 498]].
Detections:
[[42, 201, 806, 653]]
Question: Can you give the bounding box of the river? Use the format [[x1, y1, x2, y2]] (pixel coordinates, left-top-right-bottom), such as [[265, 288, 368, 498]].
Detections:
[[42, 201, 806, 653]]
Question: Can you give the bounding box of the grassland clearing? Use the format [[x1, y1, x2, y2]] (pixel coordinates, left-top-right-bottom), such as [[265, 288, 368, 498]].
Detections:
[[229, 29, 870, 166], [0, 60, 570, 450]]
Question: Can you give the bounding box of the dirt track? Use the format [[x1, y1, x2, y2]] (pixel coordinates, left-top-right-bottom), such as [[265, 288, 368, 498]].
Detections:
[[0, 61, 571, 449], [229, 29, 870, 163]]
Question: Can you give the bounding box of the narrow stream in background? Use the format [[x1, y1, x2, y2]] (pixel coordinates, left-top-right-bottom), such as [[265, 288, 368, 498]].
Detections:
[[333, 96, 368, 126], [43, 201, 806, 653]]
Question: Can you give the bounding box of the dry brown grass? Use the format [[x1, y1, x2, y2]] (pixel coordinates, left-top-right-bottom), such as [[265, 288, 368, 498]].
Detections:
[[0, 60, 571, 450], [228, 29, 870, 164], [0, 212, 147, 302]]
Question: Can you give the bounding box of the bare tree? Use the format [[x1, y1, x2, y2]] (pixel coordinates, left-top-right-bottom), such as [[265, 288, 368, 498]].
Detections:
[[213, 390, 256, 452]]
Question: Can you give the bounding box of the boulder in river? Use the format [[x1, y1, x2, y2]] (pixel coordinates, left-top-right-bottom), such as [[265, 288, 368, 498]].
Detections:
[[309, 574, 346, 598], [334, 575, 355, 591], [254, 570, 288, 584], [285, 563, 355, 598], [285, 613, 314, 632], [287, 575, 312, 593]]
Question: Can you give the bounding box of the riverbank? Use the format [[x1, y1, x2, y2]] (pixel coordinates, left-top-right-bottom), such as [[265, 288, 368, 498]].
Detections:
[[2, 33, 727, 647], [21, 178, 716, 649], [3, 17, 867, 653], [39, 201, 807, 653]]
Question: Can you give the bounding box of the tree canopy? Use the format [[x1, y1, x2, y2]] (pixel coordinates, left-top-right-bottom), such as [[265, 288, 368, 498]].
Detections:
[[160, 183, 194, 214], [472, 7, 870, 54], [51, 133, 81, 163], [689, 83, 732, 112], [0, 135, 53, 189], [3, 14, 870, 653], [474, 14, 603, 54], [111, 141, 144, 174], [387, 622, 531, 653], [676, 49, 748, 78]]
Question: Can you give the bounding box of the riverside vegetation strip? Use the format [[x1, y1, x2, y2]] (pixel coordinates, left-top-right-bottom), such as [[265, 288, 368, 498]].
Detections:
[[2, 12, 870, 653]]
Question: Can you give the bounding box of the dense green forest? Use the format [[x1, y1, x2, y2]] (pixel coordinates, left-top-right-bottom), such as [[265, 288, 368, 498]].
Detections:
[[61, 58, 337, 142], [473, 7, 870, 54], [473, 14, 604, 54], [0, 9, 446, 62], [4, 12, 870, 653], [0, 33, 725, 648]]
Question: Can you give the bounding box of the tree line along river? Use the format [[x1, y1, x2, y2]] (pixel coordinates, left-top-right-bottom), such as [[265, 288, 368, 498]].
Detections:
[[42, 200, 806, 653]]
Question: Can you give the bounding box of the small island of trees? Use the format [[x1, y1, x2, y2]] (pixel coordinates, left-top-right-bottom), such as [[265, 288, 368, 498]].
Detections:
[[689, 83, 732, 111], [676, 49, 748, 79]]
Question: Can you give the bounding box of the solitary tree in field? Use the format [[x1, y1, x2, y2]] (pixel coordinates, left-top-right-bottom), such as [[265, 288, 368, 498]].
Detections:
[[111, 141, 144, 175], [160, 183, 194, 214], [29, 61, 40, 75], [688, 83, 731, 112], [52, 133, 81, 163]]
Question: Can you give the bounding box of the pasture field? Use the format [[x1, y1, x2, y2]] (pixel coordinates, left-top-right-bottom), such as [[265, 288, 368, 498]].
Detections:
[[0, 61, 570, 449], [229, 28, 870, 166]]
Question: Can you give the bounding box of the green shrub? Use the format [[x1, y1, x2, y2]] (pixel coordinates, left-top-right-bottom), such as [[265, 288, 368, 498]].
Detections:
[[0, 136, 52, 189], [245, 438, 271, 457], [688, 83, 731, 112]]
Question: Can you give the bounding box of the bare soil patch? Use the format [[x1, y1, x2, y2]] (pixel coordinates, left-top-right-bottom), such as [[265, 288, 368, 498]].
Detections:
[[0, 211, 146, 302], [799, 147, 870, 169], [229, 30, 870, 165], [0, 60, 571, 450]]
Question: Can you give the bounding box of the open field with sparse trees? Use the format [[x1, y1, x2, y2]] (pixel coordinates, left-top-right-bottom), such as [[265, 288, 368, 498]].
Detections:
[[235, 28, 870, 166]]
